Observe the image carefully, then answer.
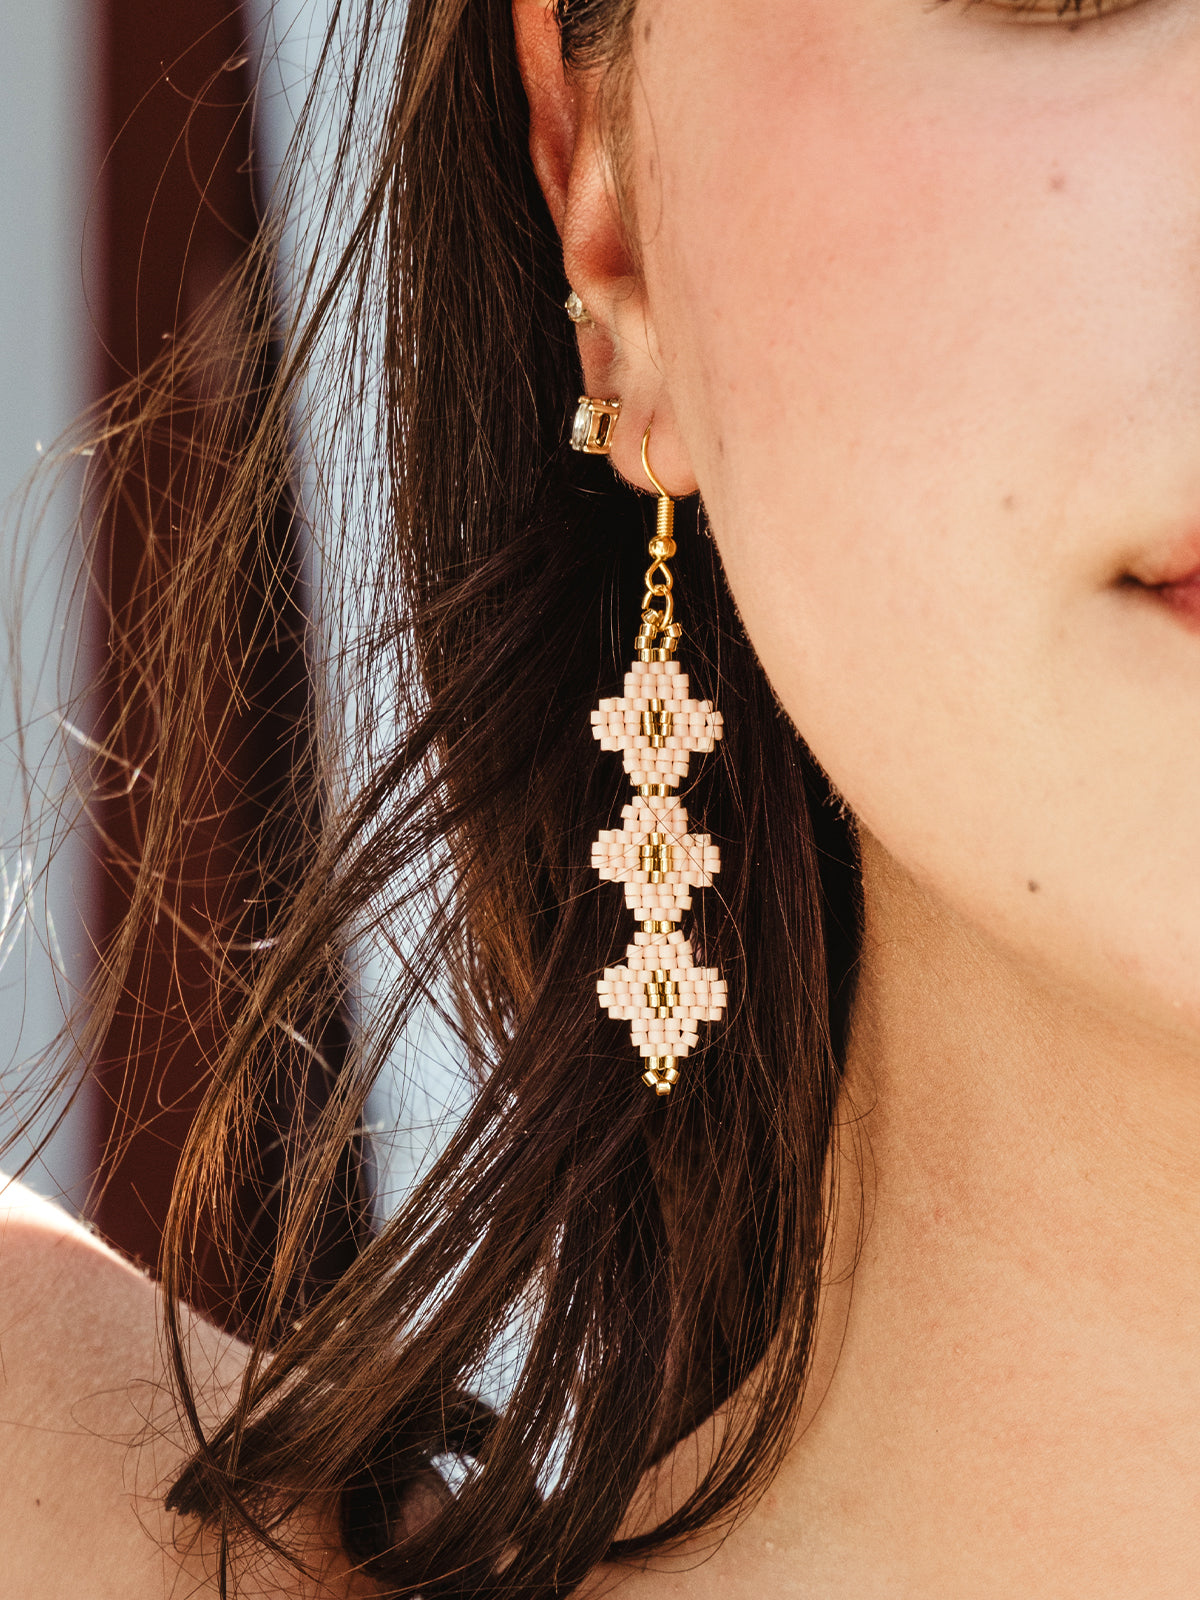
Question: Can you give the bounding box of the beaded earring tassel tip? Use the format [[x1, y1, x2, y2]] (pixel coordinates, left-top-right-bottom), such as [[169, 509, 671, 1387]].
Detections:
[[589, 429, 727, 1096]]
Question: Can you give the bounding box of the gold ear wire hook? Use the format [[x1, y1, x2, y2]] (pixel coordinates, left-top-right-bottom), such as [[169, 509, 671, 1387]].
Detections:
[[589, 419, 725, 1096], [641, 423, 676, 546], [639, 422, 677, 637], [641, 423, 670, 500]]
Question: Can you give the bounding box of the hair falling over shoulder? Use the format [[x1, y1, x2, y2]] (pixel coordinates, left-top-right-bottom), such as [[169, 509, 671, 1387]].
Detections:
[[39, 0, 862, 1592]]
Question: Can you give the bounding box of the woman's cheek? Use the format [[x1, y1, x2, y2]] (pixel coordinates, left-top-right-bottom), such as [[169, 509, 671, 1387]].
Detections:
[[640, 11, 1200, 1028]]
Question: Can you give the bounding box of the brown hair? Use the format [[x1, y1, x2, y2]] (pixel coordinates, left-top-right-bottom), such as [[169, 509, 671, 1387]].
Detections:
[[37, 0, 861, 1592]]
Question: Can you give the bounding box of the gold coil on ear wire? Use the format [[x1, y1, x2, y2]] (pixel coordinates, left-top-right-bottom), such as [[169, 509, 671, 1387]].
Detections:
[[640, 426, 677, 643]]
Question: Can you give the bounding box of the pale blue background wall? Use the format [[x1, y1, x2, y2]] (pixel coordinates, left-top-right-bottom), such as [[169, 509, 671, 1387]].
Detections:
[[0, 0, 96, 1206], [251, 0, 466, 1222], [0, 0, 463, 1216]]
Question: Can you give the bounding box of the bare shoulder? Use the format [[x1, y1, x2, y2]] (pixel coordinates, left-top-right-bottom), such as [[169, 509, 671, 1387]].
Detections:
[[0, 1172, 369, 1598]]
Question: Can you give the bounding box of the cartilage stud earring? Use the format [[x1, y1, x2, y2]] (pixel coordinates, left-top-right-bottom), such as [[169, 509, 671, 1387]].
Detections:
[[565, 289, 593, 325], [588, 426, 727, 1097]]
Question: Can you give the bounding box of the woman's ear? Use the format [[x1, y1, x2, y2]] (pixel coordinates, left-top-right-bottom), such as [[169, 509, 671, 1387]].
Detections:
[[512, 0, 699, 497], [512, 0, 577, 232]]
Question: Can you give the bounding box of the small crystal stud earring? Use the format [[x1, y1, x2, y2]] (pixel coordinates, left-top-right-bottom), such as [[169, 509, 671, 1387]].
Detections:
[[570, 396, 621, 455], [565, 289, 593, 325]]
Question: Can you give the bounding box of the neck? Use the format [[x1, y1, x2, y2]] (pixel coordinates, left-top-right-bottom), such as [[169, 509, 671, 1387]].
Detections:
[[841, 827, 1200, 1331], [769, 829, 1200, 1591], [608, 832, 1200, 1597]]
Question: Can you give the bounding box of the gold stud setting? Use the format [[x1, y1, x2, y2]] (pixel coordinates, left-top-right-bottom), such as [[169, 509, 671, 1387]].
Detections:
[[570, 395, 621, 455]]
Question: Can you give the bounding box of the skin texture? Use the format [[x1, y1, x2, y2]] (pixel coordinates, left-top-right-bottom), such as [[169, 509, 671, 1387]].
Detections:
[[516, 0, 1200, 1593], [0, 1177, 372, 1597]]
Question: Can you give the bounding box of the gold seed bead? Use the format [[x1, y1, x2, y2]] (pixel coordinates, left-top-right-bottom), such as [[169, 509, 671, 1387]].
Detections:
[[642, 1056, 679, 1096], [638, 835, 675, 881], [648, 535, 676, 561], [635, 619, 682, 662], [643, 973, 679, 1010], [640, 699, 674, 747]]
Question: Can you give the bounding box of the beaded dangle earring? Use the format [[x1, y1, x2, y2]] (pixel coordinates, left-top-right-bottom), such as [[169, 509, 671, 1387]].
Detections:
[[587, 426, 727, 1097]]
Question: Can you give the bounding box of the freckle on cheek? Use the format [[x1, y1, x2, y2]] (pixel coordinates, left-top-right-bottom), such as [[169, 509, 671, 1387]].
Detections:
[[1048, 170, 1067, 194], [1002, 495, 1017, 513], [1028, 880, 1040, 894]]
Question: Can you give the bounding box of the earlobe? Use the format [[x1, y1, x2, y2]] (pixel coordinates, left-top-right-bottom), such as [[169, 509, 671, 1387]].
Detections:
[[614, 393, 699, 503]]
